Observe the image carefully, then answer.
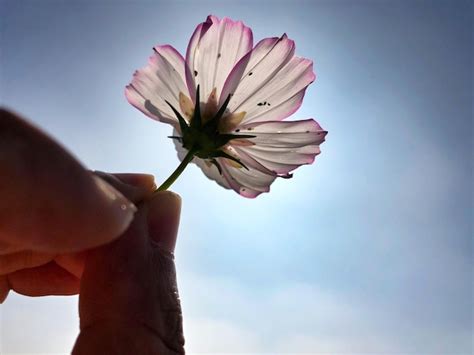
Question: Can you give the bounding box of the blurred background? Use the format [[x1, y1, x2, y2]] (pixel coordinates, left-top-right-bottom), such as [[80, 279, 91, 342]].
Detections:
[[0, 0, 472, 353]]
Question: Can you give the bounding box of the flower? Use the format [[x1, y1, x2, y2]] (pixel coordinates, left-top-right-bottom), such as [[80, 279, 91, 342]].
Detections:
[[126, 15, 327, 198]]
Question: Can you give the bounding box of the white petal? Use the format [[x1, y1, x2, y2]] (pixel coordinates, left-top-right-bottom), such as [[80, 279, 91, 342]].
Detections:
[[186, 15, 253, 104], [222, 35, 296, 110], [125, 45, 188, 127], [221, 35, 315, 124], [240, 57, 314, 124], [195, 158, 231, 190], [233, 119, 327, 174], [236, 119, 326, 146], [221, 164, 276, 198], [231, 145, 276, 176]]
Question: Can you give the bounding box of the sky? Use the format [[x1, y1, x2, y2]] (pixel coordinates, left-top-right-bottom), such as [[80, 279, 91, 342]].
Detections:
[[0, 0, 472, 353]]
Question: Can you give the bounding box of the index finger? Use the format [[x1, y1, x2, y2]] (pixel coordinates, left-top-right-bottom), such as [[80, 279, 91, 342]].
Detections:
[[0, 108, 138, 253]]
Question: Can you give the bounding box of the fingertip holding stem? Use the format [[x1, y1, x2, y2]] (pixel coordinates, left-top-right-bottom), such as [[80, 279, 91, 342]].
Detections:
[[92, 175, 138, 239], [113, 173, 156, 190], [148, 191, 182, 253]]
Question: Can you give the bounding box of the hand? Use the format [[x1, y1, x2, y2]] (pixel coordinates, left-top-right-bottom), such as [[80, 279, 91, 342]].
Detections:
[[0, 109, 185, 354]]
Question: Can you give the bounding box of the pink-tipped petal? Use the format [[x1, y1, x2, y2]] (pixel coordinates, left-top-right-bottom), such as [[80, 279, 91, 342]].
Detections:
[[237, 119, 327, 146], [220, 36, 280, 107], [125, 45, 188, 126], [231, 145, 276, 176], [185, 19, 212, 101], [186, 15, 253, 104], [195, 158, 231, 190], [221, 163, 276, 198], [222, 35, 301, 117], [233, 119, 327, 175], [240, 57, 314, 124]]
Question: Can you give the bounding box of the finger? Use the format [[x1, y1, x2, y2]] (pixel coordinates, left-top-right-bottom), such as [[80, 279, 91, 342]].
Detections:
[[94, 171, 155, 203], [147, 192, 184, 351], [0, 240, 24, 255], [0, 109, 137, 253], [53, 173, 157, 280], [77, 192, 184, 353], [0, 250, 55, 275], [78, 205, 150, 327], [148, 191, 181, 253], [5, 261, 80, 297], [54, 251, 87, 278], [113, 173, 156, 190]]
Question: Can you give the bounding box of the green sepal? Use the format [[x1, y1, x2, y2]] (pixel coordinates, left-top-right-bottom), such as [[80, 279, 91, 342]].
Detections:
[[203, 93, 231, 129], [165, 100, 189, 134], [191, 85, 201, 128]]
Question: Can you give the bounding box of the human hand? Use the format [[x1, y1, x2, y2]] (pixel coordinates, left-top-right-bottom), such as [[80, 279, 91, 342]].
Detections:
[[0, 109, 185, 353], [0, 108, 154, 298]]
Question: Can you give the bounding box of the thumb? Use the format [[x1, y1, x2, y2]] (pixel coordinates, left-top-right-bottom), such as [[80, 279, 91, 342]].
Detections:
[[147, 191, 181, 253], [75, 190, 184, 354]]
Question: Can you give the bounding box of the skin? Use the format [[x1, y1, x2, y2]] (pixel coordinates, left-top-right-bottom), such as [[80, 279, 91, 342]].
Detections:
[[0, 108, 185, 354]]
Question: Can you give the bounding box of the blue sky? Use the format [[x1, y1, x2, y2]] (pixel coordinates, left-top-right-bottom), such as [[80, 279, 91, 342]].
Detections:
[[0, 0, 472, 353]]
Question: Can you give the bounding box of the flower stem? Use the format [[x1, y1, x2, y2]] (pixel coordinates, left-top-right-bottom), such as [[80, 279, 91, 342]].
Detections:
[[156, 148, 196, 191]]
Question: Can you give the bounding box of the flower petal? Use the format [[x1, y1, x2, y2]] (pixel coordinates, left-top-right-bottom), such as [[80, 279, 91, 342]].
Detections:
[[221, 164, 276, 198], [221, 36, 292, 107], [186, 15, 253, 104], [125, 45, 188, 127], [232, 119, 327, 174], [221, 35, 315, 124], [220, 36, 289, 107], [195, 158, 231, 190], [237, 119, 326, 146]]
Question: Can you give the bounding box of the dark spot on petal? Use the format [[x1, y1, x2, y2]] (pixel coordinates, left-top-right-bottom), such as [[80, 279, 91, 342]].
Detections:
[[306, 130, 310, 133], [217, 53, 221, 58], [247, 127, 254, 131], [257, 102, 264, 106], [235, 129, 240, 132], [194, 70, 198, 76], [268, 103, 271, 106], [242, 188, 246, 191], [248, 72, 253, 76]]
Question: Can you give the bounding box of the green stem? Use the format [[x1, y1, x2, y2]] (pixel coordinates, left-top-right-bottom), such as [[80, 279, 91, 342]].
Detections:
[[156, 148, 196, 191]]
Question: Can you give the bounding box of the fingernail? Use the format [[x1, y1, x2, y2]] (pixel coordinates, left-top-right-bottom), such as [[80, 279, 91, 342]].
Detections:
[[111, 172, 156, 190], [148, 191, 181, 253], [92, 175, 137, 232]]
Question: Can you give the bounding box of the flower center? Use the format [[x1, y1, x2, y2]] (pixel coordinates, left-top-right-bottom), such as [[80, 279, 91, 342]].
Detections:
[[166, 86, 254, 171]]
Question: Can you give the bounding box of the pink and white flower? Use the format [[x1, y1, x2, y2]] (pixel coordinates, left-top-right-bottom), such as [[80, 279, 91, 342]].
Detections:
[[126, 15, 327, 198]]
